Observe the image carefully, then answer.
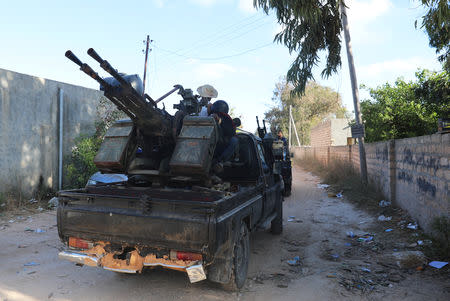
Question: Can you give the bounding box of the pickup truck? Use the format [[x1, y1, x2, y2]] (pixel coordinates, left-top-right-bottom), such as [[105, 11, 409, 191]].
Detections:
[[57, 131, 284, 290]]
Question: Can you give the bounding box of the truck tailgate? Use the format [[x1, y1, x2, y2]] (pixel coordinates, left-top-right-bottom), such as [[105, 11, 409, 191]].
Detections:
[[57, 189, 220, 252]]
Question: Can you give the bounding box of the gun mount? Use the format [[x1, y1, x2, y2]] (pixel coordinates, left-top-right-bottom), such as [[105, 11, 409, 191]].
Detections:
[[256, 116, 292, 196], [65, 49, 217, 184]]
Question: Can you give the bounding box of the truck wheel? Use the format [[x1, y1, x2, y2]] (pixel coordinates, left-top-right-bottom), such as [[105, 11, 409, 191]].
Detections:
[[271, 195, 283, 234], [223, 223, 249, 291], [283, 183, 291, 197]]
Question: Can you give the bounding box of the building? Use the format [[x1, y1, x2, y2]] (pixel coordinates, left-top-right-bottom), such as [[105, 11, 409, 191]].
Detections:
[[310, 118, 352, 147]]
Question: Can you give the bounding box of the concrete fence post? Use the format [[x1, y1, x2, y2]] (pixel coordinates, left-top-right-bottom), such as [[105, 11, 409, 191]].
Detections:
[[327, 146, 331, 166], [349, 145, 352, 166], [388, 139, 396, 202]]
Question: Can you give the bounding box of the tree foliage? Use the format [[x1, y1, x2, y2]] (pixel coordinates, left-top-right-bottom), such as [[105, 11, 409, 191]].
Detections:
[[418, 0, 450, 71], [361, 69, 449, 142], [254, 0, 449, 94], [254, 0, 343, 94], [265, 77, 347, 145], [64, 97, 127, 188]]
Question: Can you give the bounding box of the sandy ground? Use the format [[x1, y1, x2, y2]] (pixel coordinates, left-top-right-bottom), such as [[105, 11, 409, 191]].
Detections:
[[0, 166, 448, 301]]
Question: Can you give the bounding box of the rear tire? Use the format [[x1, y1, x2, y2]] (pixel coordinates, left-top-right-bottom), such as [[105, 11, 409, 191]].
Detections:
[[283, 183, 291, 197], [222, 223, 249, 291], [271, 194, 283, 235]]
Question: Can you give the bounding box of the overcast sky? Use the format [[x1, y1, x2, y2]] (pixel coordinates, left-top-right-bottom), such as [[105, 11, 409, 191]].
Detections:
[[0, 0, 442, 132]]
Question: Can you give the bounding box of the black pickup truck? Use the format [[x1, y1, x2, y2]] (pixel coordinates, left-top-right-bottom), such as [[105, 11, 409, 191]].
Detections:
[[57, 131, 283, 290]]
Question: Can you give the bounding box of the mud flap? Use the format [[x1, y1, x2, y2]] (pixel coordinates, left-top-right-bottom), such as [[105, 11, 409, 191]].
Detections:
[[186, 264, 207, 283], [207, 257, 233, 283], [207, 220, 236, 284]]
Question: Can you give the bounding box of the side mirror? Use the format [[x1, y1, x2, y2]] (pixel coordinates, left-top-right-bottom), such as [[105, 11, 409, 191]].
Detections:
[[232, 118, 241, 127], [290, 152, 294, 158]]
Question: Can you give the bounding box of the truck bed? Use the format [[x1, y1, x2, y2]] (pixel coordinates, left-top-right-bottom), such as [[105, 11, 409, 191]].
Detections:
[[57, 185, 261, 254]]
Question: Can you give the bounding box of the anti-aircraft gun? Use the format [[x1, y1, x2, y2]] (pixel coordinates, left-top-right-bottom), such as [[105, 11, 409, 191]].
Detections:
[[65, 49, 218, 186], [256, 116, 292, 196]]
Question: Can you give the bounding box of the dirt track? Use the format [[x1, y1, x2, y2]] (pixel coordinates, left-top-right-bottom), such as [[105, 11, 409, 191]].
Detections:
[[0, 167, 448, 301]]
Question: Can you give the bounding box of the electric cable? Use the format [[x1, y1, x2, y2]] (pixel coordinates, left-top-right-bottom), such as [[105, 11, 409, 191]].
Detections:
[[153, 42, 273, 61]]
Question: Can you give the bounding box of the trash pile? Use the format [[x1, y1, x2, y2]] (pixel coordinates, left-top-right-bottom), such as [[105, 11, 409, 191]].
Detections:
[[337, 264, 405, 293]]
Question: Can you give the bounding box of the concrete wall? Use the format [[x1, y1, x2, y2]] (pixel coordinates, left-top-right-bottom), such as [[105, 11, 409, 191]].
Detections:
[[292, 133, 450, 233], [394, 134, 450, 232], [310, 118, 351, 147], [330, 119, 351, 146], [0, 68, 104, 197]]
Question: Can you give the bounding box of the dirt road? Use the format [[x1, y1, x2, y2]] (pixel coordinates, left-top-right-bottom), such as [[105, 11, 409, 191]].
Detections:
[[0, 167, 447, 301]]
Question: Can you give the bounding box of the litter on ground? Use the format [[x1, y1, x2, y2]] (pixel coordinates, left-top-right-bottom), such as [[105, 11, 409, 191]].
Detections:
[[428, 261, 448, 269], [357, 235, 373, 243], [287, 256, 301, 266], [317, 184, 329, 189], [406, 222, 418, 230], [379, 200, 391, 207], [378, 215, 392, 221]]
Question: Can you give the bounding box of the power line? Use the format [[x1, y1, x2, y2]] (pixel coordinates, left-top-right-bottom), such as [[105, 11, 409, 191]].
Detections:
[[162, 14, 265, 59], [155, 16, 269, 67], [202, 20, 271, 50], [153, 42, 273, 61], [154, 18, 271, 70]]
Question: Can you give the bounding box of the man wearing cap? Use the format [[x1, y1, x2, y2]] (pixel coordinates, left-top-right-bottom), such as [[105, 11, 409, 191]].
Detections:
[[197, 84, 218, 117]]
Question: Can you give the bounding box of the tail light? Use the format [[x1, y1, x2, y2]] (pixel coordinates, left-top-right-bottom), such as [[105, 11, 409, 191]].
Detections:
[[170, 250, 202, 261], [68, 237, 93, 250]]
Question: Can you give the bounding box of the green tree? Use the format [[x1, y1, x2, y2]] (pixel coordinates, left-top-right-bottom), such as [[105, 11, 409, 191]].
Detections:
[[361, 69, 449, 142], [254, 0, 343, 94], [265, 77, 347, 145], [417, 0, 450, 71], [254, 0, 449, 94]]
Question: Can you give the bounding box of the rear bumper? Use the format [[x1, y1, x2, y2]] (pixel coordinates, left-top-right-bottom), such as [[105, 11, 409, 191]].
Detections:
[[58, 250, 207, 282]]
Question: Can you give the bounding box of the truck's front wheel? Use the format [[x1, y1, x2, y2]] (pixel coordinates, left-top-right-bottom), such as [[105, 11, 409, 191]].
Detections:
[[271, 193, 283, 234], [223, 223, 249, 291]]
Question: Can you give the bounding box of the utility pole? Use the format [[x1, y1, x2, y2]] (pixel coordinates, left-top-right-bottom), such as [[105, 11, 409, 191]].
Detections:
[[289, 105, 292, 148], [290, 107, 301, 146], [340, 4, 368, 185], [142, 35, 152, 96]]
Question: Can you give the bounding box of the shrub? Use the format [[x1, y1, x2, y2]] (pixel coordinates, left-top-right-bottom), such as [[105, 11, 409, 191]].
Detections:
[[63, 97, 126, 189], [64, 135, 102, 189]]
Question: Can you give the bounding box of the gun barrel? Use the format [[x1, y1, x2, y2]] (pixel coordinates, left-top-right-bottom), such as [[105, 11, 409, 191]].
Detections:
[[87, 48, 103, 64], [65, 50, 110, 88], [87, 48, 129, 88], [65, 50, 83, 67], [67, 48, 173, 137], [155, 85, 181, 104]]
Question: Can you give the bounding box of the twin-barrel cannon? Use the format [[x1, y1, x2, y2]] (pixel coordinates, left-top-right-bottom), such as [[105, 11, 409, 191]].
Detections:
[[65, 49, 219, 186]]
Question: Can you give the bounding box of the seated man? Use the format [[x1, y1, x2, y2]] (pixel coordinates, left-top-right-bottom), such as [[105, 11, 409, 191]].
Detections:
[[210, 100, 238, 162], [197, 84, 218, 117], [277, 130, 288, 147]]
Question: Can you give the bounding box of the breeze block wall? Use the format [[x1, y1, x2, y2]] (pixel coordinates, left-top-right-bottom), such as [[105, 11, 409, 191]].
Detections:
[[394, 134, 450, 232], [292, 133, 450, 233], [310, 120, 331, 147], [0, 68, 103, 197]]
